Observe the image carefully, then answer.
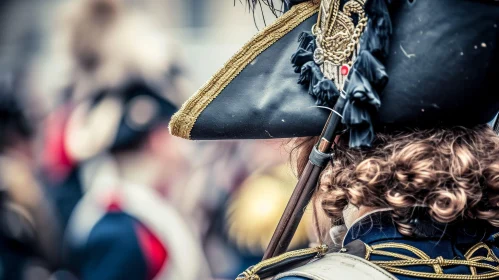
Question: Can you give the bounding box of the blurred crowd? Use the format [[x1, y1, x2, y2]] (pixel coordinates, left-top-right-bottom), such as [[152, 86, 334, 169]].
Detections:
[[0, 0, 314, 279]]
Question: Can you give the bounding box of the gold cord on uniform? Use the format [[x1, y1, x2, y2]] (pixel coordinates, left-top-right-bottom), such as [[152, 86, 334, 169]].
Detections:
[[365, 242, 499, 279]]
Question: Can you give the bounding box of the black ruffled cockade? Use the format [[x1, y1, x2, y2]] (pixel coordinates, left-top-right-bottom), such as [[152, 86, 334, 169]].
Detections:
[[363, 0, 393, 57], [341, 50, 388, 147], [291, 31, 339, 107], [313, 78, 339, 106], [343, 69, 382, 147], [354, 50, 388, 90], [291, 31, 315, 73], [290, 0, 392, 148], [341, 0, 392, 148]]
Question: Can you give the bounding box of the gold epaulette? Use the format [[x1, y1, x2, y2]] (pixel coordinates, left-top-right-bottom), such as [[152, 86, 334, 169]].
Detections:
[[236, 245, 328, 280]]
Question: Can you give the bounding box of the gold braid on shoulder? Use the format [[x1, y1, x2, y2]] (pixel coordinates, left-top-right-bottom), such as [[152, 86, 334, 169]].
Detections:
[[365, 242, 499, 279]]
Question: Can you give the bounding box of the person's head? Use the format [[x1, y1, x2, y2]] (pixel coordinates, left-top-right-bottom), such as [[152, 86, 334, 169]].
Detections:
[[58, 0, 184, 102], [167, 0, 499, 251], [55, 0, 183, 163], [295, 125, 499, 237]]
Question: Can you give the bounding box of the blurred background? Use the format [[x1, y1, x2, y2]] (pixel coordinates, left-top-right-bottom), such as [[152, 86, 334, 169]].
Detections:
[[0, 0, 315, 279]]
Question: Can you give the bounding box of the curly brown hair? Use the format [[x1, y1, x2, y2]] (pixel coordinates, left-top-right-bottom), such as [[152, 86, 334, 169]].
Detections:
[[293, 125, 499, 236]]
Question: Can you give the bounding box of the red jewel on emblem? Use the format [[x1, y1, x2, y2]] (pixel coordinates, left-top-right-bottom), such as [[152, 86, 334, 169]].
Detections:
[[340, 65, 350, 76]]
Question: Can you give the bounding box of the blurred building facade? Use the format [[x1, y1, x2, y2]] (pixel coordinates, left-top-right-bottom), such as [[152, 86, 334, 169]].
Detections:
[[159, 0, 279, 94]]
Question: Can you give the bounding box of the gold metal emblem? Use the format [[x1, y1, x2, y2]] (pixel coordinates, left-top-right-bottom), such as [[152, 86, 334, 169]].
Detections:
[[313, 0, 368, 87]]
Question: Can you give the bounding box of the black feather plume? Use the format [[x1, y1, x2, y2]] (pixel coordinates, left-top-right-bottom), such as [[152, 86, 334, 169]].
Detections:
[[236, 0, 284, 18]]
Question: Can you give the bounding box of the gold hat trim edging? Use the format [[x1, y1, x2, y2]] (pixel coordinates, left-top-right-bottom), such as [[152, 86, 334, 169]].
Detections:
[[169, 1, 320, 139]]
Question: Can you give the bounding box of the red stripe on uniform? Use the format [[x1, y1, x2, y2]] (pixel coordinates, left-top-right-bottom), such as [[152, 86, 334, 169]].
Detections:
[[136, 223, 169, 280]]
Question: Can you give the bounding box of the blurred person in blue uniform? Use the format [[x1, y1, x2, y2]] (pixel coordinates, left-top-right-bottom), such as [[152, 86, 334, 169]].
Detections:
[[0, 74, 62, 280], [40, 0, 209, 279], [0, 1, 63, 278], [169, 0, 499, 279], [58, 81, 208, 280]]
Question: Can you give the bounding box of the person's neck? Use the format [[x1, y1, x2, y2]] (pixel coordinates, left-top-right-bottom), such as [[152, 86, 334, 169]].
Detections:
[[341, 207, 499, 248], [113, 150, 159, 187], [343, 204, 386, 229]]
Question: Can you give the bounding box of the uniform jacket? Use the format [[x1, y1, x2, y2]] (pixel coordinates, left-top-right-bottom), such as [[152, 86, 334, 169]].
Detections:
[[49, 157, 209, 280], [279, 209, 499, 279]]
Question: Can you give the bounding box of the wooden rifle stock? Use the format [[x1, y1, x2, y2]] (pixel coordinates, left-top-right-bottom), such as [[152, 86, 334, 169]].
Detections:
[[263, 96, 347, 260], [263, 161, 323, 259]]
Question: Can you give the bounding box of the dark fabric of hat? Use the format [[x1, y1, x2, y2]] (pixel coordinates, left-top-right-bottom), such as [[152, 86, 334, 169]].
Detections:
[[91, 81, 177, 151], [169, 0, 499, 144]]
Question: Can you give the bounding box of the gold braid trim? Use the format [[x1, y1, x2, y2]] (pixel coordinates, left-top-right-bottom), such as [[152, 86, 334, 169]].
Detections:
[[365, 242, 499, 279], [169, 1, 320, 139], [368, 242, 443, 274], [236, 244, 328, 280], [380, 267, 499, 280]]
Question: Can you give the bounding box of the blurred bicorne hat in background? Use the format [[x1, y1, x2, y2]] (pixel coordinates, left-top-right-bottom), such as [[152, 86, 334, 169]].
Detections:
[[64, 80, 177, 163], [51, 0, 185, 162]]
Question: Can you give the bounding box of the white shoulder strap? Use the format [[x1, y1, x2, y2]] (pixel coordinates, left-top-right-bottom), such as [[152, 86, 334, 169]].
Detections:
[[66, 159, 210, 280], [274, 253, 397, 280]]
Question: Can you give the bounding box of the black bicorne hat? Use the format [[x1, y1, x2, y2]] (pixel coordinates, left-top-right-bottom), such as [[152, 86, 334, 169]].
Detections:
[[170, 0, 499, 147], [96, 80, 177, 151], [66, 80, 177, 160]]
